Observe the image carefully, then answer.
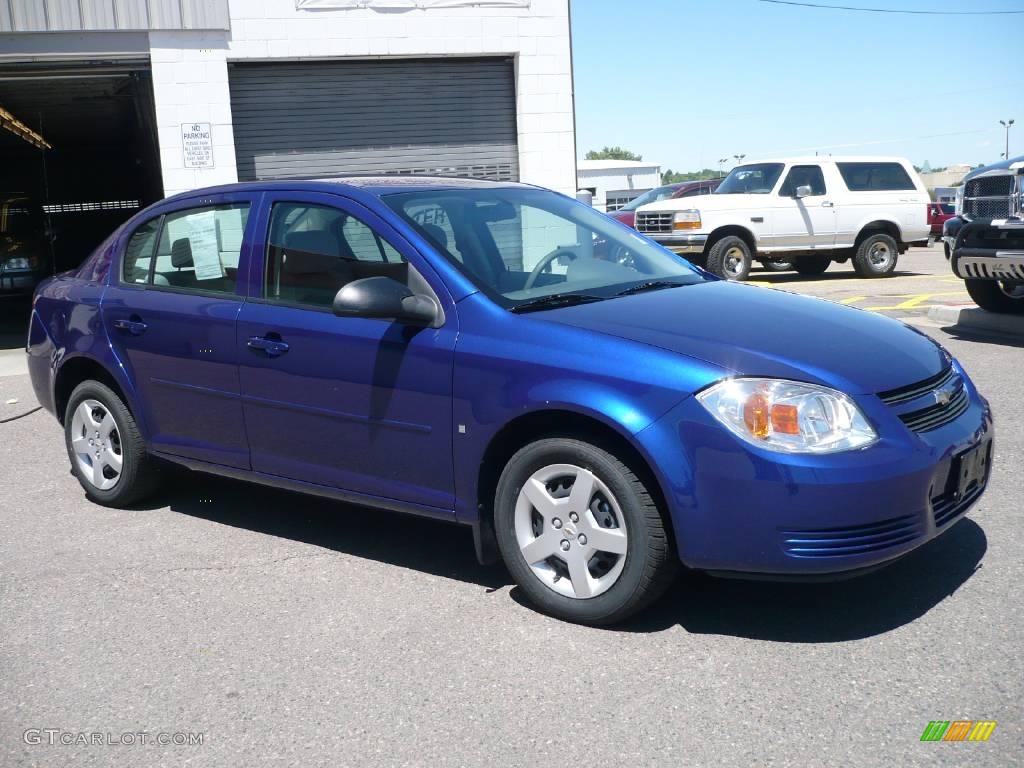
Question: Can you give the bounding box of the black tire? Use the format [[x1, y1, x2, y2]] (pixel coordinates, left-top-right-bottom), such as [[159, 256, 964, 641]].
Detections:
[[852, 233, 899, 277], [64, 380, 160, 506], [793, 254, 831, 276], [706, 235, 752, 281], [494, 438, 678, 625], [761, 260, 793, 273], [965, 279, 1024, 315]]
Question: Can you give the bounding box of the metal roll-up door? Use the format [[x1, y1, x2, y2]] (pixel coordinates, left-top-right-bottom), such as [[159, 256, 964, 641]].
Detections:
[[229, 57, 519, 182]]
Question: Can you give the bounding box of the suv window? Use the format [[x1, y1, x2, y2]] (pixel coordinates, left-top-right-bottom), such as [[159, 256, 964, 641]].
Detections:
[[837, 162, 916, 191], [265, 202, 407, 310], [134, 203, 250, 294], [122, 218, 161, 284], [779, 165, 827, 197]]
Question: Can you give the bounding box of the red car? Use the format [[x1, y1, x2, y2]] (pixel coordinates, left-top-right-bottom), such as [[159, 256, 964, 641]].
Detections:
[[609, 179, 722, 229], [928, 202, 956, 238]]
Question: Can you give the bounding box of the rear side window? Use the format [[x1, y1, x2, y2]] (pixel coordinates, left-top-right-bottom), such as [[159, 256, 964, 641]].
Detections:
[[265, 202, 407, 310], [151, 204, 250, 294], [122, 218, 161, 284], [837, 162, 916, 192]]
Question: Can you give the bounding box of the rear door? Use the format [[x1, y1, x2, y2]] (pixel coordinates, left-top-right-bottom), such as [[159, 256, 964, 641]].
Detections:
[[102, 193, 259, 468]]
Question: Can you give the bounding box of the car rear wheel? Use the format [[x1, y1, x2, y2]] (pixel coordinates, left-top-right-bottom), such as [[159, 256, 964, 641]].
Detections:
[[494, 438, 678, 625], [794, 254, 831, 276], [965, 279, 1024, 315], [707, 236, 752, 281], [852, 233, 899, 277], [65, 380, 159, 506], [761, 260, 794, 273]]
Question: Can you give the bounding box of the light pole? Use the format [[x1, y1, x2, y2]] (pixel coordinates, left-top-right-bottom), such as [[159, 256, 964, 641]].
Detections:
[[733, 154, 746, 166], [1000, 119, 1014, 158], [718, 157, 728, 177]]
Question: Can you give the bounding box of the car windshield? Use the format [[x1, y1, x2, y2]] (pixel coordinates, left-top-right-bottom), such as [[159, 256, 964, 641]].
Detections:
[[618, 185, 680, 211], [715, 164, 785, 195], [384, 187, 706, 310], [940, 203, 955, 214]]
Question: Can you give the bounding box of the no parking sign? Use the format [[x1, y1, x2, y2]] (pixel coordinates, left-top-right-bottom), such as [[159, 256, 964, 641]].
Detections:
[[181, 123, 215, 169]]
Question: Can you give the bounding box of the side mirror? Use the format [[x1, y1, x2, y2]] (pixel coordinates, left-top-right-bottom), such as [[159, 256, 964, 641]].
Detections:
[[332, 276, 438, 325], [794, 185, 813, 199]]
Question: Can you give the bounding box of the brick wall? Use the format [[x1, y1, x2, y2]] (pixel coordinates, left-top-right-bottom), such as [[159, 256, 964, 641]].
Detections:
[[149, 0, 575, 197]]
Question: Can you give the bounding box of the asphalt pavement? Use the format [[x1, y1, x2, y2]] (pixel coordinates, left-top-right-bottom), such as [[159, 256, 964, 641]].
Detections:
[[1, 245, 1021, 767]]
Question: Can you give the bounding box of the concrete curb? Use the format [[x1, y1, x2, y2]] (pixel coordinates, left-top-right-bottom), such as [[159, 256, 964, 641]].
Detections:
[[927, 304, 1024, 335]]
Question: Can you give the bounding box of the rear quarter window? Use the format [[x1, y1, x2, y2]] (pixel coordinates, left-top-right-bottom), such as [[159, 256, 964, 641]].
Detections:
[[837, 162, 917, 192]]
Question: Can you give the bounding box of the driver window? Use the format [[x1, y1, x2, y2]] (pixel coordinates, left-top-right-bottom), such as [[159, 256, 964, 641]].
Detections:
[[265, 202, 407, 310], [779, 165, 827, 197]]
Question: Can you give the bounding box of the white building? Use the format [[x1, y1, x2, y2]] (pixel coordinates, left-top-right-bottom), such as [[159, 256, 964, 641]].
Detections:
[[576, 159, 662, 212], [0, 0, 575, 267]]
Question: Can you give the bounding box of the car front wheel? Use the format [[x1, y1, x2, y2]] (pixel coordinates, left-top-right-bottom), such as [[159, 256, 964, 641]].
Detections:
[[707, 235, 752, 281], [64, 380, 159, 506], [965, 279, 1024, 314], [494, 438, 678, 625]]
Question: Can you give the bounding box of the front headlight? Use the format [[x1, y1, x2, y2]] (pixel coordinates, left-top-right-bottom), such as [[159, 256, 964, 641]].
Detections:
[[696, 378, 878, 454], [955, 185, 964, 216], [673, 210, 701, 230]]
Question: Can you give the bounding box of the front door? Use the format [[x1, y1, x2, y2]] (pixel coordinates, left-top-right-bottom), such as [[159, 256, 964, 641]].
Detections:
[[236, 192, 457, 514], [102, 194, 257, 469], [771, 164, 837, 250]]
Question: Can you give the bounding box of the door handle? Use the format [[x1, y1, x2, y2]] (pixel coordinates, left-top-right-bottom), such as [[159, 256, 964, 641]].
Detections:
[[113, 317, 148, 335], [247, 335, 290, 357], [821, 201, 835, 208]]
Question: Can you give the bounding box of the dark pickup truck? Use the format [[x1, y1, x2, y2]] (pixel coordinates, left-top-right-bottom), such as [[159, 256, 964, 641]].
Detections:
[[943, 156, 1024, 314]]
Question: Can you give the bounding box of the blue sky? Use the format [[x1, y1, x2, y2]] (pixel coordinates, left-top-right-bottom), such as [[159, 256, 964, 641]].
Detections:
[[570, 0, 1022, 171]]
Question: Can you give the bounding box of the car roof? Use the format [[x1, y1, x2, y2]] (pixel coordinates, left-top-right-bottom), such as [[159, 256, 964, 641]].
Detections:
[[739, 156, 912, 166], [162, 176, 534, 203]]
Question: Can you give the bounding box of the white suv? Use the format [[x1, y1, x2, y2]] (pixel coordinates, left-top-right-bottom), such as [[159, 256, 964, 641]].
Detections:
[[634, 156, 930, 280]]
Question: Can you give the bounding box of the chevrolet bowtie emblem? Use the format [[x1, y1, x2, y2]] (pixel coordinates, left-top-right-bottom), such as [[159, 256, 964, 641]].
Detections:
[[934, 387, 955, 406]]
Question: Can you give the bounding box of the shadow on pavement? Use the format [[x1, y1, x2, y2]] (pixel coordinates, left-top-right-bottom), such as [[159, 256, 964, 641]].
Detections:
[[155, 468, 986, 642], [154, 470, 511, 590], [939, 325, 1024, 349], [614, 517, 987, 641], [747, 269, 925, 285]]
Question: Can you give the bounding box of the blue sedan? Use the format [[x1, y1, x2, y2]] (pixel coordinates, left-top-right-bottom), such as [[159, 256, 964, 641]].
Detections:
[[26, 178, 993, 625]]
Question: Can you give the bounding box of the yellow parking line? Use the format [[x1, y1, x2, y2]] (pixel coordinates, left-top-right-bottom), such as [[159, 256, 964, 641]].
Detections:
[[838, 296, 866, 304]]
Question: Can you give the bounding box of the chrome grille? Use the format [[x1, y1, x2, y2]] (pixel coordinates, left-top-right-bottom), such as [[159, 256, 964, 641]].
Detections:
[[878, 366, 955, 406], [898, 385, 969, 433], [962, 175, 1015, 219], [878, 366, 970, 433], [636, 212, 673, 235]]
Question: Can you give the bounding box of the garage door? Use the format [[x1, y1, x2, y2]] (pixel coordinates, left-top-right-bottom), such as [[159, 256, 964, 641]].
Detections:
[[229, 58, 519, 182]]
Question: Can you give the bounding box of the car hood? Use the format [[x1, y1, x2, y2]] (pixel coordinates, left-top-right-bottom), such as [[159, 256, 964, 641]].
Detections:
[[637, 193, 766, 214], [543, 281, 947, 395]]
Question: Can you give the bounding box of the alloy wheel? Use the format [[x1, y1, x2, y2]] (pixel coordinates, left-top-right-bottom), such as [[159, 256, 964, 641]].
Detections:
[[69, 399, 123, 491], [514, 463, 628, 599], [723, 246, 748, 279], [868, 241, 894, 271]]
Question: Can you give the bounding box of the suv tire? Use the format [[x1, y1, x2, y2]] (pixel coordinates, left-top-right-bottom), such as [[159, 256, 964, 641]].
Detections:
[[794, 254, 831, 276], [64, 380, 160, 507], [852, 233, 899, 278], [494, 438, 678, 626], [965, 279, 1024, 315], [707, 236, 752, 281]]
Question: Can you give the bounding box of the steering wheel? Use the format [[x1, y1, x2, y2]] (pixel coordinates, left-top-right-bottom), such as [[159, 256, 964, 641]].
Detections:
[[524, 249, 578, 290]]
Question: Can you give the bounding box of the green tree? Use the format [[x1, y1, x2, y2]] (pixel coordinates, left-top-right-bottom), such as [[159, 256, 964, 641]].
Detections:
[[662, 168, 720, 184], [585, 146, 643, 161]]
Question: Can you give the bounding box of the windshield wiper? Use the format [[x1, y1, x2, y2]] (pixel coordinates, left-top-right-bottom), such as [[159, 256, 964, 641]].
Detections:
[[615, 281, 688, 297], [511, 293, 606, 314]]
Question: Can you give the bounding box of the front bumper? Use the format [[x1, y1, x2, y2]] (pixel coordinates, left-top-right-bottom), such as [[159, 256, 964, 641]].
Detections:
[[949, 217, 1024, 281], [648, 233, 708, 254], [638, 364, 993, 576]]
